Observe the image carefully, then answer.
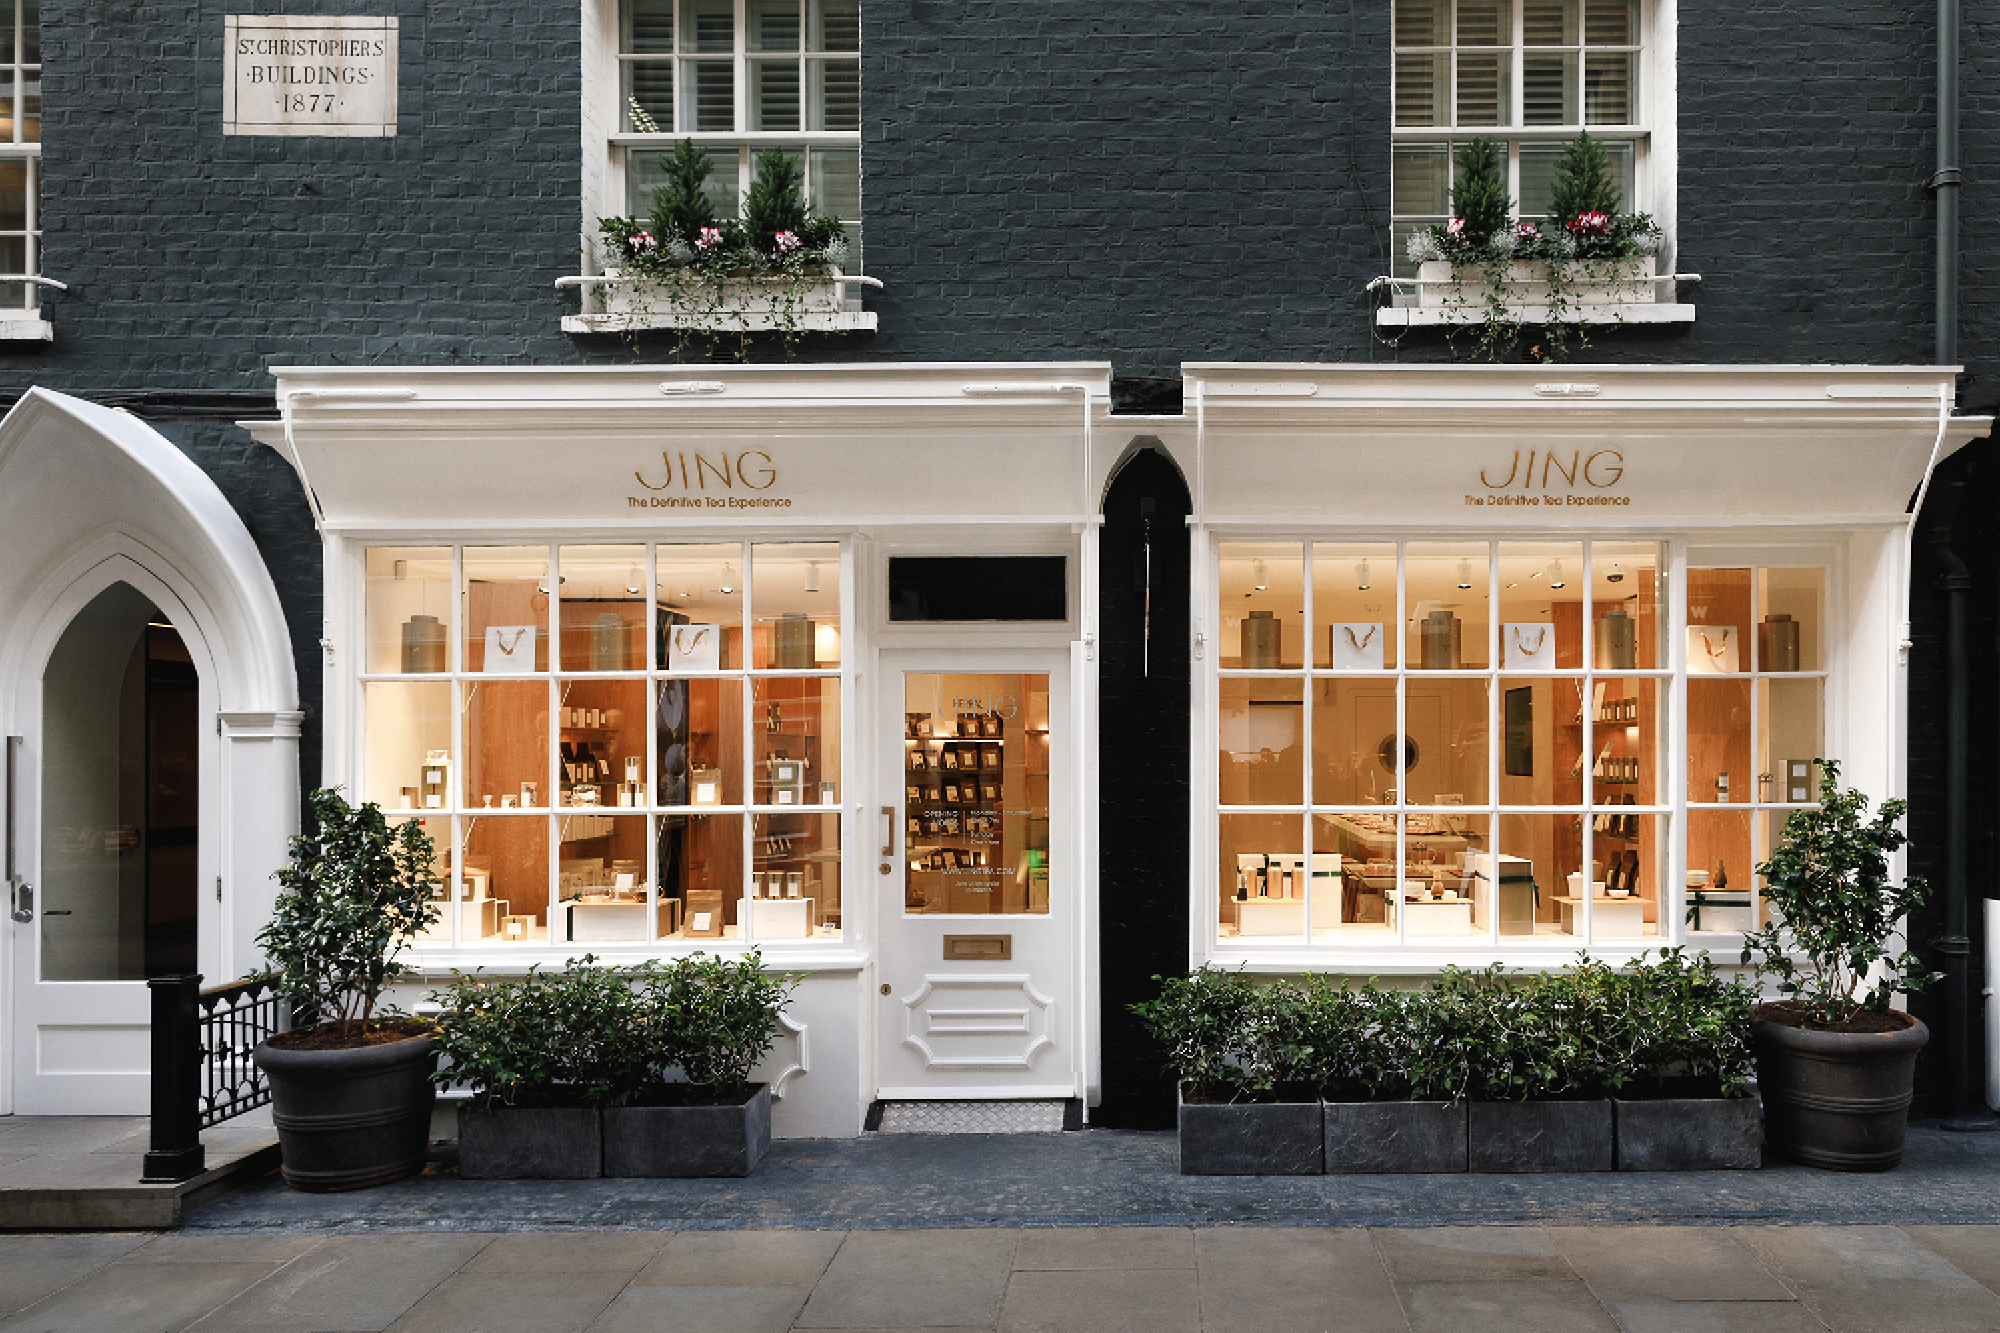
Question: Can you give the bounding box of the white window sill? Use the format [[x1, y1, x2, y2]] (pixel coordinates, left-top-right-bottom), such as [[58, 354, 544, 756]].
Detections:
[[0, 316, 53, 341], [1369, 258, 1698, 328], [557, 269, 880, 336]]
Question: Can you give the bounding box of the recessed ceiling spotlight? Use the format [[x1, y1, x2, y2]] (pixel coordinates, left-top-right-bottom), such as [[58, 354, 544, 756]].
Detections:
[[1253, 559, 1269, 591], [1457, 558, 1474, 590], [1548, 559, 1566, 590], [1356, 559, 1371, 591]]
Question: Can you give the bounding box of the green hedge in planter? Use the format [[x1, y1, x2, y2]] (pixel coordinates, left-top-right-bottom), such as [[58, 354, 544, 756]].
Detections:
[[1134, 950, 1754, 1105]]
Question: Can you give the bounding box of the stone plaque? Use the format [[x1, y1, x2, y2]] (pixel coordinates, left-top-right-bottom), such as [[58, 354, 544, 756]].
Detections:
[[222, 15, 398, 138]]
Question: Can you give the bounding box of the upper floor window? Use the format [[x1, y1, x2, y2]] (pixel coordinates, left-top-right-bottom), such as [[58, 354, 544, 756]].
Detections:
[[1390, 0, 1649, 274], [0, 0, 38, 316], [613, 0, 860, 256]]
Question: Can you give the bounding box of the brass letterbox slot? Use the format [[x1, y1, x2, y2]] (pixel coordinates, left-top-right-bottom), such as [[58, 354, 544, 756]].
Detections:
[[942, 934, 1011, 961]]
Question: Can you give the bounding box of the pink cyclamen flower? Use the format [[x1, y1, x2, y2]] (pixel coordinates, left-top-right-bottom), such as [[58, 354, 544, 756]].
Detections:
[[774, 230, 802, 253], [696, 226, 725, 249], [1515, 221, 1541, 239], [1567, 210, 1610, 235], [1445, 217, 1466, 238], [628, 229, 658, 252]]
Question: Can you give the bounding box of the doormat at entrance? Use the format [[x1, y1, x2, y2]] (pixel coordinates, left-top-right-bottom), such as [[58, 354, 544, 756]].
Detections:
[[873, 1101, 1067, 1134]]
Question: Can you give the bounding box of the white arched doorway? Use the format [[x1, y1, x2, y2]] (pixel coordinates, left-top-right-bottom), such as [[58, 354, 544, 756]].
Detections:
[[0, 389, 300, 1114]]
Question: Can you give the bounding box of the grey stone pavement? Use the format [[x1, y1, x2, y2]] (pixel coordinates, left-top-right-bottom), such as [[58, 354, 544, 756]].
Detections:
[[2, 1125, 1999, 1329]]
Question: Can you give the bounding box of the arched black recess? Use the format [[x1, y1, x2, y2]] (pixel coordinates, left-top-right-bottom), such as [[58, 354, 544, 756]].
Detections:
[[1095, 439, 1193, 1129]]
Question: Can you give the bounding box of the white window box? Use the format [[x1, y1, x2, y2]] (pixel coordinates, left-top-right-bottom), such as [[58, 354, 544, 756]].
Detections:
[[560, 267, 879, 335], [1372, 256, 1696, 327]]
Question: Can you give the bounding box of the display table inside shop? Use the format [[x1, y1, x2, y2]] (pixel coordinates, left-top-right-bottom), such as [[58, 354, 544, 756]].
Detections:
[[1236, 896, 1306, 937], [1554, 894, 1647, 937], [1464, 853, 1538, 936], [563, 895, 660, 943], [1400, 893, 1476, 936], [743, 896, 816, 940], [1687, 890, 1754, 932], [418, 897, 509, 942]]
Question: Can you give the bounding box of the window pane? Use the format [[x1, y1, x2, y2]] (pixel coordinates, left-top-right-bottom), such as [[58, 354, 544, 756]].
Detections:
[[464, 679, 549, 811], [557, 678, 648, 808], [657, 677, 743, 806], [654, 543, 744, 670], [1395, 0, 1447, 45], [1583, 51, 1631, 123], [1585, 812, 1658, 940], [1523, 0, 1577, 45], [1523, 51, 1576, 124], [808, 57, 860, 131], [657, 811, 742, 938], [1220, 542, 1303, 668], [1687, 569, 1752, 673], [1220, 679, 1304, 805], [1496, 677, 1575, 804], [1312, 679, 1400, 805], [682, 0, 734, 52], [467, 814, 550, 942], [623, 61, 674, 133], [1760, 680, 1823, 801], [1402, 810, 1486, 937], [1689, 679, 1752, 805], [1518, 141, 1562, 215], [555, 816, 652, 942], [1409, 678, 1490, 805], [1584, 0, 1636, 45], [1758, 567, 1824, 671], [463, 547, 550, 674], [683, 58, 736, 131], [18, 74, 33, 144], [1499, 542, 1583, 669], [23, 0, 40, 65], [1454, 52, 1509, 125], [1315, 541, 1398, 668], [1686, 810, 1755, 931], [1589, 676, 1660, 804], [751, 810, 840, 938], [1499, 811, 1582, 935], [810, 0, 859, 50], [904, 673, 1051, 916], [753, 542, 841, 668], [366, 546, 453, 674], [1455, 0, 1512, 45], [1392, 144, 1451, 223], [558, 546, 646, 672], [1407, 543, 1490, 669], [755, 676, 838, 806], [1220, 813, 1305, 940], [364, 682, 451, 811], [1395, 52, 1447, 126], [1312, 812, 1395, 933], [748, 0, 801, 51], [624, 0, 675, 54], [626, 148, 671, 217], [0, 157, 23, 232], [750, 56, 801, 130], [810, 146, 860, 219], [1589, 542, 1661, 668]]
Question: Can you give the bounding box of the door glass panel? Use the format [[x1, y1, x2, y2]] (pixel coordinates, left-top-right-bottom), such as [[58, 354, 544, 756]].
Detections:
[[903, 673, 1049, 915], [40, 584, 198, 980]]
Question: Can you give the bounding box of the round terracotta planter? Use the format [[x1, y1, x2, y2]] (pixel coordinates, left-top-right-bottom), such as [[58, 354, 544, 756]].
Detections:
[[253, 1032, 438, 1192], [1751, 1006, 1928, 1172]]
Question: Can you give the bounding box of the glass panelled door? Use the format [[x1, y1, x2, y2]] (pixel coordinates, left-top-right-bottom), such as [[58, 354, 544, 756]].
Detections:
[[876, 654, 1077, 1099]]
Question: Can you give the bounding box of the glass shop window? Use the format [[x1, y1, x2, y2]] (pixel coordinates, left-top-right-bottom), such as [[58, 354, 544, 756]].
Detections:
[[362, 539, 846, 948]]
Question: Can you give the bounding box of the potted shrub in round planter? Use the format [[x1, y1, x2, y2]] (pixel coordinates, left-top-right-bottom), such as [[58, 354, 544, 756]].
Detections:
[[252, 789, 443, 1192], [430, 958, 655, 1179], [1742, 759, 1938, 1171], [601, 951, 796, 1178]]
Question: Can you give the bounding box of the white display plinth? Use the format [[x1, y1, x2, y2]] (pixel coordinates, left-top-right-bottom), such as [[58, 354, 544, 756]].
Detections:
[[1237, 898, 1306, 937], [564, 899, 650, 942], [1555, 895, 1647, 936], [748, 896, 815, 940], [1402, 898, 1475, 936]]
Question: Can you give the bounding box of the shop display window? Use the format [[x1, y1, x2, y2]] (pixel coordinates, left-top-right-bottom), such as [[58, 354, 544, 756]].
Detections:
[[1219, 678, 1303, 805], [1686, 809, 1755, 933], [1218, 541, 1304, 669], [1497, 542, 1583, 670], [1219, 811, 1306, 941], [361, 540, 847, 950], [1406, 542, 1490, 670], [1313, 541, 1396, 668]]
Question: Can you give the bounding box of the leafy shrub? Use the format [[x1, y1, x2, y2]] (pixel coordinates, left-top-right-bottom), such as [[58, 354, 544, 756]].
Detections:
[[655, 951, 797, 1098], [1744, 758, 1939, 1026], [1132, 952, 1755, 1104], [259, 787, 440, 1041]]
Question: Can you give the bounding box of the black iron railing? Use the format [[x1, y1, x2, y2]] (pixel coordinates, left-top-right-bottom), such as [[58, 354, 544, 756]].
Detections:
[[142, 974, 294, 1183]]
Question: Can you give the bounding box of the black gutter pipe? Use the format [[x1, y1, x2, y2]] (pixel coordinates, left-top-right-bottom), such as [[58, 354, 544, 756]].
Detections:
[[1935, 0, 1959, 365]]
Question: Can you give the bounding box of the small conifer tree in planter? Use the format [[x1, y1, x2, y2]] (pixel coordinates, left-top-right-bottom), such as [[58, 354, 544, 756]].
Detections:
[[251, 788, 442, 1192], [1742, 760, 1938, 1171]]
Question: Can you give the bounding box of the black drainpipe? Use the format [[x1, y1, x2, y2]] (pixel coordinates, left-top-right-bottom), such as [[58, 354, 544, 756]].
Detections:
[[1934, 0, 1959, 365]]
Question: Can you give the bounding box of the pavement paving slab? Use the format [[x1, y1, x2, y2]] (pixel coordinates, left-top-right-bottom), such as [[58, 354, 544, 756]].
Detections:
[[380, 1268, 630, 1333], [588, 1283, 814, 1333], [0, 1260, 286, 1333], [1374, 1227, 1573, 1283], [183, 1232, 494, 1332], [633, 1229, 845, 1287], [997, 1267, 1202, 1333], [0, 1234, 151, 1314], [1194, 1228, 1407, 1333], [1013, 1226, 1193, 1271], [1602, 1301, 1833, 1333], [1397, 1276, 1622, 1333], [796, 1229, 1018, 1329], [1549, 1227, 1792, 1303], [1734, 1225, 2000, 1333]]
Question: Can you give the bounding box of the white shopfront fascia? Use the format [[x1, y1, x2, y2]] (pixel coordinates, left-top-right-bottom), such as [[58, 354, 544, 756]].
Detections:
[[1183, 363, 1991, 975], [252, 363, 1116, 1134]]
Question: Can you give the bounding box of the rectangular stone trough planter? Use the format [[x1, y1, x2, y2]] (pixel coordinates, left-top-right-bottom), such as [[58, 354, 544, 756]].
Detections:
[[457, 1105, 603, 1180], [1177, 1091, 1323, 1175], [602, 1084, 772, 1179], [1613, 1094, 1762, 1171], [1324, 1100, 1468, 1174], [1467, 1099, 1615, 1173]]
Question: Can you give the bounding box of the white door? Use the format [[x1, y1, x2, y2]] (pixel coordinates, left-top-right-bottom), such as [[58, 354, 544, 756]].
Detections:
[[11, 582, 203, 1114], [875, 651, 1079, 1100]]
